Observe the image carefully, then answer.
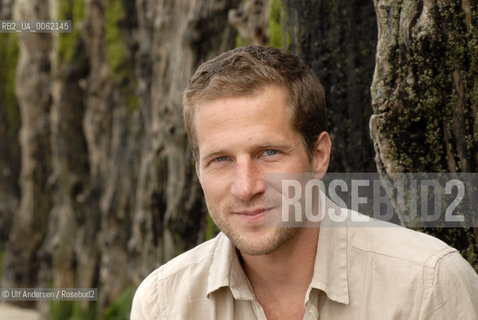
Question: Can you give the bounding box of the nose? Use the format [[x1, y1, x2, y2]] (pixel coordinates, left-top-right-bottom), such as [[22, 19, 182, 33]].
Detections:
[[231, 157, 265, 201]]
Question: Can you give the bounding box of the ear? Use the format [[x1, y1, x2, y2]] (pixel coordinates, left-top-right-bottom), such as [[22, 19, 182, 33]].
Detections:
[[312, 131, 331, 179]]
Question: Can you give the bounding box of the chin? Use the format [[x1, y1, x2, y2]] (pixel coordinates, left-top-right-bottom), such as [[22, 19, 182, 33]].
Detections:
[[228, 227, 297, 256]]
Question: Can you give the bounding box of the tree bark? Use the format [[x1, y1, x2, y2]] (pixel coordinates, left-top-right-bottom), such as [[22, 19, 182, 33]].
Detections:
[[1, 0, 53, 310], [370, 0, 478, 270], [0, 0, 20, 245], [128, 0, 240, 288], [229, 0, 271, 45], [1, 0, 240, 316], [3, 0, 475, 317], [282, 0, 378, 173]]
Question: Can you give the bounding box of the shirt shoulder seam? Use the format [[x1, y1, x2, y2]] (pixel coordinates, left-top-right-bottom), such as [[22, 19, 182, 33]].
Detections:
[[347, 239, 456, 268]]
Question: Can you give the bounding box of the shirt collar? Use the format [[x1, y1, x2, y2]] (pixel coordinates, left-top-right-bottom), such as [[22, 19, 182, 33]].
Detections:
[[310, 196, 350, 304], [206, 233, 255, 300], [206, 196, 350, 305]]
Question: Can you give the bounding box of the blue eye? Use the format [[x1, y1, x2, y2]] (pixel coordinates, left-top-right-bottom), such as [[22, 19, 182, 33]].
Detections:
[[265, 149, 277, 156], [214, 156, 228, 162]]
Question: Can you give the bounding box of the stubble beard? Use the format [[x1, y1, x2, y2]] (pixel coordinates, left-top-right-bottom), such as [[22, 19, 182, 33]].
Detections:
[[208, 205, 301, 256]]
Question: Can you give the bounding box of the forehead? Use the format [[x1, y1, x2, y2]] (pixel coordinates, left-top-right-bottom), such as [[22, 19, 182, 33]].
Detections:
[[193, 84, 292, 124], [193, 85, 296, 154], [195, 85, 290, 124]]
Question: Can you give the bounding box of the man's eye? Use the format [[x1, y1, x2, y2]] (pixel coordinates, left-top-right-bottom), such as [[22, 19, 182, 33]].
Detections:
[[214, 156, 228, 162], [264, 149, 278, 156]]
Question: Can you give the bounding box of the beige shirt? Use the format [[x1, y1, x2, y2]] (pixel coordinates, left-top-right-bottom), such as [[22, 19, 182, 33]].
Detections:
[[131, 203, 478, 319]]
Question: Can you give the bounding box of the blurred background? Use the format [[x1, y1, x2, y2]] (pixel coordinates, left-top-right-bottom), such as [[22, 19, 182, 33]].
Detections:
[[0, 0, 476, 318]]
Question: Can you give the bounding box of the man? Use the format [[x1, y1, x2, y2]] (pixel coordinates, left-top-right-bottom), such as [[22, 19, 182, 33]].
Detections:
[[131, 46, 478, 319]]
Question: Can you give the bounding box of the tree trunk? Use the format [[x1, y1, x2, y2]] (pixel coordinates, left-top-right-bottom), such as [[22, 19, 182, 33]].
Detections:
[[127, 0, 241, 289], [282, 0, 378, 173], [1, 0, 240, 316], [0, 0, 20, 246], [1, 2, 53, 310], [3, 0, 476, 317], [370, 0, 478, 270]]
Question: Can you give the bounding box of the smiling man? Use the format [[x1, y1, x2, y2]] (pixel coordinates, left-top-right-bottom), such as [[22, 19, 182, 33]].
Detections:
[[131, 46, 478, 319]]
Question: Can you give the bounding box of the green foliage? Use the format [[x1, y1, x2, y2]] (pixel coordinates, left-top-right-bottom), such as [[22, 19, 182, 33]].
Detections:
[[127, 93, 139, 117], [102, 287, 133, 320], [48, 301, 95, 320], [235, 0, 284, 48], [268, 0, 282, 48], [235, 0, 249, 46], [205, 215, 220, 240], [105, 0, 128, 79], [57, 0, 85, 64], [68, 303, 97, 320], [278, 0, 292, 50], [0, 32, 20, 134], [49, 301, 73, 320], [235, 33, 249, 47], [105, 0, 138, 114], [48, 288, 132, 320], [105, 0, 135, 86]]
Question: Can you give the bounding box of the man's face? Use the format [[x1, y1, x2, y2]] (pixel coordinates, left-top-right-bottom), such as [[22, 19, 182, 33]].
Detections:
[[195, 85, 325, 255]]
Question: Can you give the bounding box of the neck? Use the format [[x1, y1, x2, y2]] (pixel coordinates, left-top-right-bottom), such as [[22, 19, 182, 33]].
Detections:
[[239, 227, 319, 296]]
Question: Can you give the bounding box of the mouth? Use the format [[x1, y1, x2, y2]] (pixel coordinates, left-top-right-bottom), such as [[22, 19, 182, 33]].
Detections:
[[232, 207, 273, 222]]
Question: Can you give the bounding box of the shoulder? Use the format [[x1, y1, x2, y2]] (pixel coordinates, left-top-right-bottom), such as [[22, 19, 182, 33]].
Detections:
[[131, 234, 226, 319], [346, 213, 454, 267], [344, 213, 478, 318], [419, 245, 478, 318]]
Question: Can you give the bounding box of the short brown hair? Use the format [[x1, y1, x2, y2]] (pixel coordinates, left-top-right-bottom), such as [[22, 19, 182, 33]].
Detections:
[[183, 46, 326, 158]]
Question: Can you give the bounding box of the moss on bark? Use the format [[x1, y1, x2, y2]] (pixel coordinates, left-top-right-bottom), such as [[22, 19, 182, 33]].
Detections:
[[371, 0, 478, 271], [0, 32, 20, 134], [105, 0, 138, 114], [57, 0, 85, 64], [374, 1, 477, 173], [268, 0, 282, 48], [0, 30, 21, 242]]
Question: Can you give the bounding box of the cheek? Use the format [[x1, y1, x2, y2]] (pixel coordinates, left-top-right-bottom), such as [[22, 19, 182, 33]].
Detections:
[[200, 176, 228, 207]]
